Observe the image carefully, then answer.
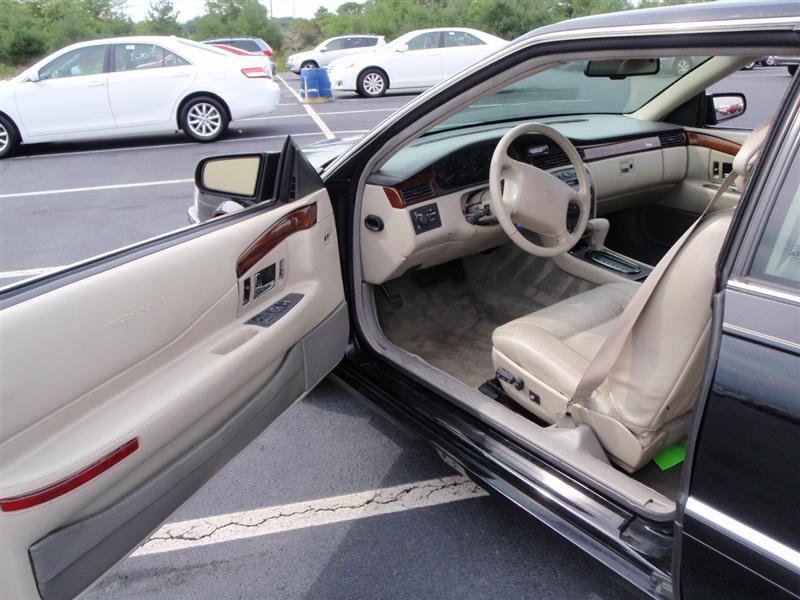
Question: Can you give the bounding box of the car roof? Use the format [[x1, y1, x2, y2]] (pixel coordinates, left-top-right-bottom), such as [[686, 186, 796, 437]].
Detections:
[[519, 0, 800, 41]]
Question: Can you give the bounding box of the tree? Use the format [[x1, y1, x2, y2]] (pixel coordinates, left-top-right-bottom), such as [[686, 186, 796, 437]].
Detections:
[[195, 0, 284, 52], [141, 0, 181, 35]]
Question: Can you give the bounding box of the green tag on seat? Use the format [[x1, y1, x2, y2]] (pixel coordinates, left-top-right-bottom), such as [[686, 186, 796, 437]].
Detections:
[[653, 440, 687, 471]]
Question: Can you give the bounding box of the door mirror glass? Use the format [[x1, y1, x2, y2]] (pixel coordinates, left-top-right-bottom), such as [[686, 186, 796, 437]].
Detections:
[[710, 93, 747, 123], [584, 58, 660, 78], [197, 154, 264, 200]]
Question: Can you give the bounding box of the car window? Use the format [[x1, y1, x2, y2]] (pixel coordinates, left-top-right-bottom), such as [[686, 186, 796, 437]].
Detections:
[[39, 45, 106, 80], [443, 31, 484, 47], [407, 32, 441, 51], [342, 38, 357, 49], [750, 152, 800, 291], [362, 37, 379, 47], [230, 40, 260, 52], [113, 44, 189, 71], [324, 38, 344, 51]]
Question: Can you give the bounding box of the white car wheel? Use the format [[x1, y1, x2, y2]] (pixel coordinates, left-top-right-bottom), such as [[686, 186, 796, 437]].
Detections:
[[181, 98, 228, 142], [358, 70, 387, 98]]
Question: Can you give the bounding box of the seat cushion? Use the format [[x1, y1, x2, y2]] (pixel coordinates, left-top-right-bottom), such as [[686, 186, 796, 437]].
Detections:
[[492, 281, 639, 399]]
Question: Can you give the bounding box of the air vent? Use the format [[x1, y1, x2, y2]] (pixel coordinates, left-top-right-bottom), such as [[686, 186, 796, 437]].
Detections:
[[401, 183, 434, 203], [658, 131, 686, 148], [530, 147, 585, 170]]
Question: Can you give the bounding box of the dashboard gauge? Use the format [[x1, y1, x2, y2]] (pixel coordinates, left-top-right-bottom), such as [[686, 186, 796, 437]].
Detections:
[[434, 153, 471, 189], [469, 146, 493, 177]]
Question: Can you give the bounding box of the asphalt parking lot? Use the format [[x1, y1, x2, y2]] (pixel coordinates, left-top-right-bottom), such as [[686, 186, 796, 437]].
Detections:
[[1, 67, 793, 599]]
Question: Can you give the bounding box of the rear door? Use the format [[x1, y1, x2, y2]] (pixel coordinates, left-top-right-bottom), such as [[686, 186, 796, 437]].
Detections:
[[440, 30, 490, 76], [391, 32, 443, 88], [0, 138, 348, 600], [107, 43, 195, 128], [679, 87, 800, 599]]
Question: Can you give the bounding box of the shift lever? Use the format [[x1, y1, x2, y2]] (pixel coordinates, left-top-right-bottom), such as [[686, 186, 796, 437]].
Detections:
[[586, 218, 609, 250]]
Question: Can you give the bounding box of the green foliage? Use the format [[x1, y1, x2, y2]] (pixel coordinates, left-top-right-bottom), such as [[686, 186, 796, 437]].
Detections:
[[0, 0, 133, 66], [139, 0, 181, 35], [194, 0, 284, 52]]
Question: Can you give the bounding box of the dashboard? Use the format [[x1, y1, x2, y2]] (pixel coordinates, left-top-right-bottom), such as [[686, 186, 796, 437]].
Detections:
[[360, 114, 692, 285]]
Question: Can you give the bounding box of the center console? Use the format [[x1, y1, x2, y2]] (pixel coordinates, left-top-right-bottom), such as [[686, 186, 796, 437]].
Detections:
[[569, 218, 651, 281]]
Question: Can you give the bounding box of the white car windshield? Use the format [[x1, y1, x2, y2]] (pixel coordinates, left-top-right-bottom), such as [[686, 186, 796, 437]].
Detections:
[[433, 56, 710, 131]]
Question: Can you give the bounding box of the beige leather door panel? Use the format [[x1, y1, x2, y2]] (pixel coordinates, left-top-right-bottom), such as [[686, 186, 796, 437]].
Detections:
[[656, 129, 747, 215], [0, 188, 346, 599]]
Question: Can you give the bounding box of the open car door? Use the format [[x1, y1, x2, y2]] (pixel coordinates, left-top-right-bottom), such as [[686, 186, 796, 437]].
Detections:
[[0, 137, 347, 600]]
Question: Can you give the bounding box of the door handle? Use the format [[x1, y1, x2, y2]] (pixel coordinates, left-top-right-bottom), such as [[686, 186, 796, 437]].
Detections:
[[172, 73, 190, 78], [87, 80, 105, 87]]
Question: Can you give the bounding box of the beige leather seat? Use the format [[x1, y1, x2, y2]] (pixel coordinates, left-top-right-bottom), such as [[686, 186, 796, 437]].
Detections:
[[491, 124, 770, 472]]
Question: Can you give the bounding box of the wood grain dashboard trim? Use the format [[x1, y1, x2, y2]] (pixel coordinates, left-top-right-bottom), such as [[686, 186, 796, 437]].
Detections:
[[687, 132, 741, 156]]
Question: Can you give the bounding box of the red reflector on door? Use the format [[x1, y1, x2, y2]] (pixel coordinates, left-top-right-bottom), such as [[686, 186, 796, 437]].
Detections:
[[0, 438, 139, 512]]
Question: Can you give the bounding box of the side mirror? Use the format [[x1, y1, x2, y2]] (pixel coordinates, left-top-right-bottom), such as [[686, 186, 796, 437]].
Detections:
[[710, 93, 746, 124], [395, 44, 408, 53], [195, 154, 264, 200], [319, 46, 327, 52], [28, 71, 40, 82]]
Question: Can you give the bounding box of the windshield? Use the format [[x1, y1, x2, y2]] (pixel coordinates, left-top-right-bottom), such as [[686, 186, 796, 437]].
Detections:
[[433, 56, 709, 131]]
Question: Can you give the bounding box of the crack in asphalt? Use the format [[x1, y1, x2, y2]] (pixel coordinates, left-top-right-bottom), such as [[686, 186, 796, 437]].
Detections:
[[140, 477, 481, 549]]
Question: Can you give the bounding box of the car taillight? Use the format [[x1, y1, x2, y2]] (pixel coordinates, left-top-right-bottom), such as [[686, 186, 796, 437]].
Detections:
[[241, 67, 270, 79], [263, 49, 273, 56]]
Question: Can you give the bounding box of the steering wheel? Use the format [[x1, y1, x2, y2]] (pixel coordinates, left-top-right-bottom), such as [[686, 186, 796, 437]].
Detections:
[[489, 123, 591, 257]]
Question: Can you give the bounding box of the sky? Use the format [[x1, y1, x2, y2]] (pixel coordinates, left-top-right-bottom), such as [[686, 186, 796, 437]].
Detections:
[[123, 0, 366, 22]]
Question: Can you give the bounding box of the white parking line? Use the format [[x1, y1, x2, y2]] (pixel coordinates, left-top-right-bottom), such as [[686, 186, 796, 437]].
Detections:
[[276, 75, 335, 140], [0, 266, 65, 279], [0, 178, 193, 199], [132, 475, 486, 557], [240, 108, 395, 122]]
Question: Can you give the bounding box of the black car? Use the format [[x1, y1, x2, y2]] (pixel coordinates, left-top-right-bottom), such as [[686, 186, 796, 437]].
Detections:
[[1, 2, 799, 599]]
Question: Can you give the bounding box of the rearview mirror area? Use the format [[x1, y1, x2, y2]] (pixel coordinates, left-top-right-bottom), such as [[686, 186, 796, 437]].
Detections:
[[710, 93, 747, 124], [584, 58, 660, 78], [198, 155, 263, 199]]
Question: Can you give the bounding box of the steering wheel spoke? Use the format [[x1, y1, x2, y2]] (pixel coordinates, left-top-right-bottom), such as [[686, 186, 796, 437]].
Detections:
[[489, 123, 591, 258]]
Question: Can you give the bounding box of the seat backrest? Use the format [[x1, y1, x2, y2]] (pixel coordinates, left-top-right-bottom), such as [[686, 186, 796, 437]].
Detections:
[[607, 208, 732, 433], [606, 122, 771, 434]]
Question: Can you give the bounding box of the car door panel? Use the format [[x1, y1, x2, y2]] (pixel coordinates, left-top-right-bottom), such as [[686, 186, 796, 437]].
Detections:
[[0, 174, 346, 599], [15, 75, 115, 138], [656, 129, 747, 217], [107, 66, 195, 128]]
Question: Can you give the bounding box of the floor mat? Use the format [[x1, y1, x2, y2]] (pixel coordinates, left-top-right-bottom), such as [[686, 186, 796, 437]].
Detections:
[[376, 244, 595, 388]]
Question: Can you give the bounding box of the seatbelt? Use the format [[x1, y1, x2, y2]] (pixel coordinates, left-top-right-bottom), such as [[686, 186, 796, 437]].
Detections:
[[567, 169, 738, 408]]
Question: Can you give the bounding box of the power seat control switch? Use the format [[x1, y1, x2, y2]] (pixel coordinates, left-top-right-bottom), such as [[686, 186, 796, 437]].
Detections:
[[496, 367, 524, 391], [247, 293, 304, 328], [410, 203, 442, 234]]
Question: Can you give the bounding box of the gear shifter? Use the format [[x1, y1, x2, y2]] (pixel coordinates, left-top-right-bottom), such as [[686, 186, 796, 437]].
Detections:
[[583, 218, 641, 275], [586, 218, 609, 251]]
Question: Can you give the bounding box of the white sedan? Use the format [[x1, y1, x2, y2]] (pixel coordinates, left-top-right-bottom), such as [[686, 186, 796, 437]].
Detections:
[[0, 36, 280, 157], [327, 28, 506, 98]]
